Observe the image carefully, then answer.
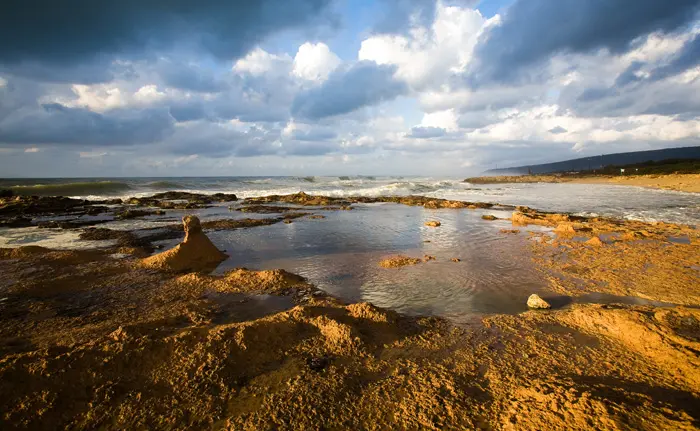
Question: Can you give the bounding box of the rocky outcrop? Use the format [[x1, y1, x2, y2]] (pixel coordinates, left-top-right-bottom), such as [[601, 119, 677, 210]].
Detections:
[[141, 216, 227, 272], [527, 294, 551, 309], [379, 255, 422, 268]]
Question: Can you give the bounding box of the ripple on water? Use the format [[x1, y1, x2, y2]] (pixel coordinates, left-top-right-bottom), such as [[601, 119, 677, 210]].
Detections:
[[213, 204, 550, 324]]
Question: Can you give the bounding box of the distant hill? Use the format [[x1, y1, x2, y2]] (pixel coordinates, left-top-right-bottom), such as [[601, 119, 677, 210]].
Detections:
[[483, 146, 700, 175]]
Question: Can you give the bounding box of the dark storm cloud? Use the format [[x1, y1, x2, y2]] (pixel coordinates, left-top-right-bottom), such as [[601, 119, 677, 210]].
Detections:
[[408, 126, 447, 138], [159, 63, 226, 93], [471, 0, 700, 84], [0, 0, 332, 82], [0, 103, 174, 145], [291, 61, 407, 119]]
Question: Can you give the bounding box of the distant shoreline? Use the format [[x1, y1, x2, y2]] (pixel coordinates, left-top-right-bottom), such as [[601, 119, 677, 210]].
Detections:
[[465, 173, 700, 193]]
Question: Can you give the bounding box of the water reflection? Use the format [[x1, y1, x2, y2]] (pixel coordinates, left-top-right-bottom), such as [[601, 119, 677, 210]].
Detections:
[[212, 204, 549, 324]]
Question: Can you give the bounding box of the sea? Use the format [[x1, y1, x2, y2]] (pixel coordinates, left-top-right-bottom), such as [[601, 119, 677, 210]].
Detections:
[[2, 176, 698, 224]]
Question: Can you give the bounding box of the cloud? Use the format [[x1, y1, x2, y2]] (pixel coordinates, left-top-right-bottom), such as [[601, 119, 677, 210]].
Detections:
[[0, 103, 174, 146], [408, 126, 447, 138], [291, 61, 407, 119], [233, 48, 293, 76], [292, 42, 341, 81], [471, 0, 700, 84], [548, 126, 568, 134], [0, 1, 333, 64], [359, 3, 489, 90]]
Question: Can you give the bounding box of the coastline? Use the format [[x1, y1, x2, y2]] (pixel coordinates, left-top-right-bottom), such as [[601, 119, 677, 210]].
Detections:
[[465, 173, 700, 193], [1, 192, 699, 429]]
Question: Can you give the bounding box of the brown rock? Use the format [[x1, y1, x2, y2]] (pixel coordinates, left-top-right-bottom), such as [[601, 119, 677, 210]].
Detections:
[[379, 255, 422, 268], [586, 236, 604, 247], [482, 215, 498, 221], [425, 221, 441, 227], [141, 215, 227, 272]]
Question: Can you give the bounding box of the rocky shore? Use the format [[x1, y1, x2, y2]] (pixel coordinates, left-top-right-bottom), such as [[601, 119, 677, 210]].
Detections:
[[465, 173, 700, 193], [0, 192, 698, 430]]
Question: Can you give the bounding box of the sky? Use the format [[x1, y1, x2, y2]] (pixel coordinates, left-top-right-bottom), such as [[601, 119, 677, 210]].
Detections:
[[0, 0, 699, 177]]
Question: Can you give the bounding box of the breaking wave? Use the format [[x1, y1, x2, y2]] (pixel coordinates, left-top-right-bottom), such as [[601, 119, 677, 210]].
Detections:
[[10, 181, 132, 197]]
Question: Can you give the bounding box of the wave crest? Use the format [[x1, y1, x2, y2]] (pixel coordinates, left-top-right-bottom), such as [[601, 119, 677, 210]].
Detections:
[[10, 181, 131, 197]]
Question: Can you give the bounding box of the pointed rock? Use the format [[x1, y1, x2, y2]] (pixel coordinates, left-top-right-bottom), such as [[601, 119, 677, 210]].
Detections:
[[141, 215, 227, 272]]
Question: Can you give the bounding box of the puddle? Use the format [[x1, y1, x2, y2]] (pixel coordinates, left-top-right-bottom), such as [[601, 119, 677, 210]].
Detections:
[[203, 291, 295, 324], [210, 203, 550, 325]]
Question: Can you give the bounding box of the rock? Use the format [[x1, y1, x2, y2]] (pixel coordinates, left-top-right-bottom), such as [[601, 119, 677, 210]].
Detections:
[[500, 229, 520, 234], [425, 221, 441, 227], [554, 223, 576, 235], [0, 216, 32, 228], [586, 236, 604, 247], [306, 356, 331, 372], [141, 215, 227, 272], [379, 255, 422, 268], [423, 255, 436, 262], [116, 209, 157, 220], [451, 258, 461, 262], [527, 294, 551, 309], [283, 219, 293, 224], [482, 215, 498, 221]]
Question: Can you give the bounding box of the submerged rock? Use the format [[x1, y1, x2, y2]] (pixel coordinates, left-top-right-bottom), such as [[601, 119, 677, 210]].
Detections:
[[481, 215, 498, 221], [527, 294, 551, 309], [141, 216, 227, 272], [379, 255, 422, 268]]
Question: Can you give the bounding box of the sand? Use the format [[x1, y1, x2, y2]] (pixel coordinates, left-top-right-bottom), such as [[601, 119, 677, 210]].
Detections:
[[0, 197, 699, 430], [466, 173, 700, 193]]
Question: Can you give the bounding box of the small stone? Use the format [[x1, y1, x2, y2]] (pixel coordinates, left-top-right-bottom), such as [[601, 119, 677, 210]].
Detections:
[[481, 215, 497, 221], [425, 221, 441, 227], [306, 356, 331, 372], [527, 294, 551, 309], [451, 258, 461, 262], [283, 219, 293, 224], [423, 255, 436, 262]]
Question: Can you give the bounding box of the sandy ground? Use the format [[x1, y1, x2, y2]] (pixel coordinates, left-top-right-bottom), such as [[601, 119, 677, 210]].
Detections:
[[466, 173, 700, 193], [0, 200, 699, 430]]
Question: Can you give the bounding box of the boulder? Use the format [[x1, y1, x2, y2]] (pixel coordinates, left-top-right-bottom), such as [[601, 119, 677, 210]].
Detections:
[[586, 236, 604, 247], [141, 215, 227, 272], [527, 294, 551, 309]]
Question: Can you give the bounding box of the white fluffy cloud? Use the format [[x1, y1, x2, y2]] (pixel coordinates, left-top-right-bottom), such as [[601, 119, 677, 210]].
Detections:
[[293, 42, 341, 81], [359, 3, 494, 89]]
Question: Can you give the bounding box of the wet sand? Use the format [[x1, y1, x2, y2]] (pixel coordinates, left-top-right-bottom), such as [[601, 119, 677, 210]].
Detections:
[[466, 173, 700, 193], [0, 193, 699, 430]]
